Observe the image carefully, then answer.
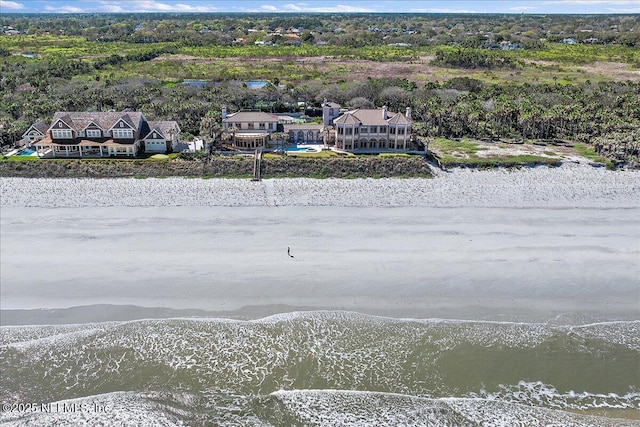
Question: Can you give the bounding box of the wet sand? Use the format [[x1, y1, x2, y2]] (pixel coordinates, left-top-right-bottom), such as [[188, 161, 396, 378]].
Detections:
[[1, 165, 639, 324]]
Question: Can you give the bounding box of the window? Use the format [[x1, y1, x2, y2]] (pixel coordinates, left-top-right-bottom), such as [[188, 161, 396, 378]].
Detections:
[[52, 129, 73, 139], [113, 129, 133, 139], [390, 127, 396, 135], [86, 129, 101, 138], [248, 123, 254, 129], [361, 127, 368, 134], [259, 123, 266, 129]]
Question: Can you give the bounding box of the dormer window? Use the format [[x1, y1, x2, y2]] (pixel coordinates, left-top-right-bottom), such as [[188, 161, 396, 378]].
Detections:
[[58, 122, 63, 128], [113, 129, 133, 139], [52, 129, 73, 139], [86, 129, 101, 138]]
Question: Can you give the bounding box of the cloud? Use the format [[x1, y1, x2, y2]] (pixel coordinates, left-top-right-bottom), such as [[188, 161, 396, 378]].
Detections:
[[544, 0, 639, 4], [121, 1, 219, 12], [0, 0, 25, 10], [244, 2, 375, 12], [606, 6, 640, 12], [409, 8, 481, 13], [509, 6, 535, 11], [45, 4, 85, 12], [48, 0, 222, 13]]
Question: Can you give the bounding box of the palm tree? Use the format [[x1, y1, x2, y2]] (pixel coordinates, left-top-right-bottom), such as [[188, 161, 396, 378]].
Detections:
[[270, 131, 290, 153]]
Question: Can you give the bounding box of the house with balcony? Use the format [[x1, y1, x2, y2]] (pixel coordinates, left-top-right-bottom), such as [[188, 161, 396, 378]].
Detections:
[[332, 106, 413, 151], [28, 111, 179, 158], [222, 108, 279, 149]]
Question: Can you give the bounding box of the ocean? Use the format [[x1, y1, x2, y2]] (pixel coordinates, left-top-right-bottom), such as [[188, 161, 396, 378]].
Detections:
[[1, 311, 639, 426]]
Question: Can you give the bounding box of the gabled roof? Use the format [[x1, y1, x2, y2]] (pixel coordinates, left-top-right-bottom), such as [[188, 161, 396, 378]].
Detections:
[[48, 111, 145, 133], [387, 112, 411, 125], [107, 113, 138, 130], [145, 121, 180, 140], [333, 112, 361, 125], [82, 120, 103, 130], [334, 108, 411, 126], [22, 120, 48, 137], [223, 111, 279, 123]]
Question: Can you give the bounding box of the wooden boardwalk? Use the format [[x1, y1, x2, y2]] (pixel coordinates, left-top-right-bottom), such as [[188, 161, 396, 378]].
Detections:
[[252, 149, 262, 181]]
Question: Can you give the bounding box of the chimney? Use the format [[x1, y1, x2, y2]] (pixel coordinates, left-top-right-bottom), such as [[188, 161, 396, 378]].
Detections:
[[222, 106, 227, 120], [405, 107, 412, 120], [382, 106, 388, 120]]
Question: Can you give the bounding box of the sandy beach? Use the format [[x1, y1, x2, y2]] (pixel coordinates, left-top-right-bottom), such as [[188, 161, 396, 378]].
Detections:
[[1, 164, 639, 323]]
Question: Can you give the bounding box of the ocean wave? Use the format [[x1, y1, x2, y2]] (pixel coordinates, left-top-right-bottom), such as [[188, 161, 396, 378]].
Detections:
[[270, 390, 640, 427], [2, 389, 637, 427], [2, 311, 638, 415]]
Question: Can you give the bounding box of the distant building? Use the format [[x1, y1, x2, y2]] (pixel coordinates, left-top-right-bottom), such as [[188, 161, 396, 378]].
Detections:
[[26, 111, 180, 157]]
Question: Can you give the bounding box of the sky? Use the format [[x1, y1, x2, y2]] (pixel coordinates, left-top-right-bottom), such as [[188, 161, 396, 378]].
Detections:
[[1, 0, 639, 14]]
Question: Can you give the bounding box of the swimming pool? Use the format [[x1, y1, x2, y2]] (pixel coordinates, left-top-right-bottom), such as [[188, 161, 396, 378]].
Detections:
[[19, 148, 37, 156], [286, 146, 318, 152]]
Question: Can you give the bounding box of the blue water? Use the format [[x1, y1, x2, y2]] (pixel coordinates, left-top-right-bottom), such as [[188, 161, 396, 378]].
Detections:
[[18, 148, 36, 156], [246, 80, 268, 89], [285, 146, 318, 152]]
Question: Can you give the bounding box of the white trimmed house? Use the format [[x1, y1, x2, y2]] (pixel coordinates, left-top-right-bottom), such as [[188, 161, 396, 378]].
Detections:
[[22, 120, 49, 147], [332, 106, 413, 151], [142, 121, 181, 153], [27, 111, 180, 158], [222, 108, 279, 149]]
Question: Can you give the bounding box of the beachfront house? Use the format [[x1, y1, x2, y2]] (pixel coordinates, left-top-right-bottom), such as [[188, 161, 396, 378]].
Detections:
[[142, 121, 181, 153], [220, 101, 414, 152], [29, 111, 180, 157], [332, 106, 413, 151], [222, 108, 279, 149], [21, 120, 48, 148]]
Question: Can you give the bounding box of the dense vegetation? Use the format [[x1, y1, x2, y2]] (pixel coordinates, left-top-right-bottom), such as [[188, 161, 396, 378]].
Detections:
[[1, 13, 639, 167]]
